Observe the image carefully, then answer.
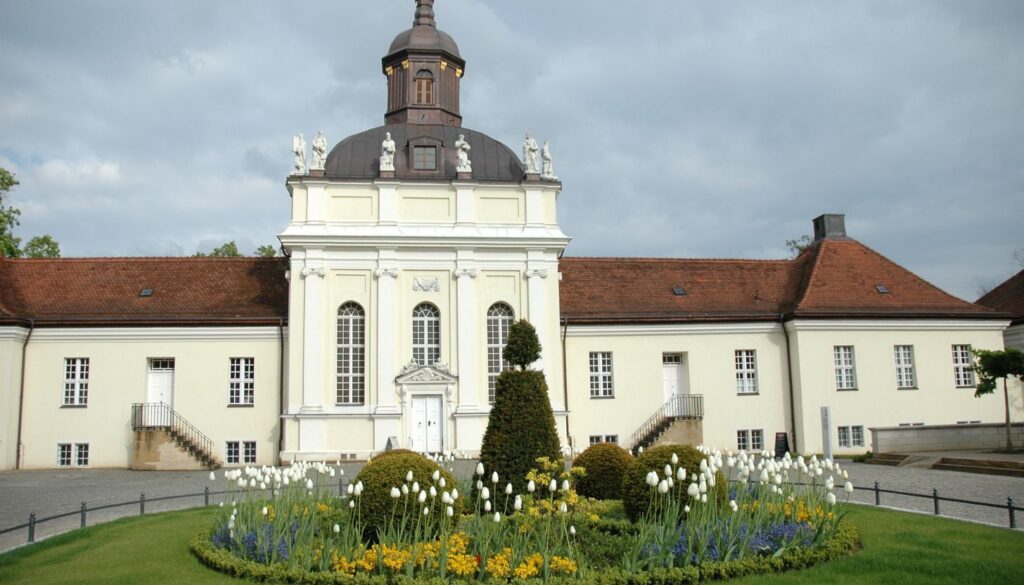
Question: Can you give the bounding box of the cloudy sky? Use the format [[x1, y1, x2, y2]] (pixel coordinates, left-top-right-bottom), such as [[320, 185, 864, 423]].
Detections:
[[2, 0, 1022, 300]]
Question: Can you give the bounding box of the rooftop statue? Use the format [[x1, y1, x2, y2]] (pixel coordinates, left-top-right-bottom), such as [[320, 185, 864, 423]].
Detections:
[[455, 134, 472, 173], [380, 132, 396, 172], [311, 131, 327, 171], [523, 133, 539, 174], [541, 140, 557, 180], [292, 133, 307, 175]]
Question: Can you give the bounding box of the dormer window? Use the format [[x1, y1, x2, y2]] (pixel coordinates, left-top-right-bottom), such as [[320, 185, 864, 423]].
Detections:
[[413, 146, 437, 170], [415, 70, 433, 104]]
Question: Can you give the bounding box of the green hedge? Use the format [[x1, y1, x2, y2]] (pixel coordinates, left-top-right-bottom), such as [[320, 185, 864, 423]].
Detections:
[[192, 521, 859, 584], [353, 451, 462, 538], [574, 443, 634, 501], [621, 445, 727, 523]]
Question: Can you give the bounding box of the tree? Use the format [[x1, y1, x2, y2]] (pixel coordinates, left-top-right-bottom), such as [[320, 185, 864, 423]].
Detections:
[[1, 168, 61, 258], [785, 234, 812, 258], [1, 168, 23, 257], [478, 319, 561, 492], [195, 241, 242, 257], [22, 235, 61, 258], [255, 244, 278, 257], [971, 348, 1024, 450]]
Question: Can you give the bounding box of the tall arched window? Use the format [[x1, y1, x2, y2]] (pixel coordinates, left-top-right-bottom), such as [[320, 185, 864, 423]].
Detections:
[[486, 303, 515, 403], [337, 302, 366, 404], [415, 70, 433, 104], [412, 303, 440, 366]]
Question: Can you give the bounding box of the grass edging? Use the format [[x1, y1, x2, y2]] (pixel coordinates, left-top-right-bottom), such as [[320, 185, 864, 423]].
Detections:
[[190, 520, 860, 584]]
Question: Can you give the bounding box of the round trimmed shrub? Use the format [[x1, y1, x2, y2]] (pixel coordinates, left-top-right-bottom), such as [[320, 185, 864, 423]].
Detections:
[[621, 444, 727, 522], [353, 451, 462, 537], [574, 443, 633, 500]]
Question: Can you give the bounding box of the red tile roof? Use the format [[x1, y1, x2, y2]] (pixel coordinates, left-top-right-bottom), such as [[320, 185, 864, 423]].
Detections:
[[977, 269, 1024, 325], [560, 238, 1003, 324], [0, 256, 288, 326]]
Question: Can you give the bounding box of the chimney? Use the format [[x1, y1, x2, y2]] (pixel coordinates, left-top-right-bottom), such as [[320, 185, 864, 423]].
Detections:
[[812, 214, 847, 241]]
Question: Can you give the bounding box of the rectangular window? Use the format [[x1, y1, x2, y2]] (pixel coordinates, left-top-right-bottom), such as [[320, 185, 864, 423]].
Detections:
[[58, 443, 72, 467], [413, 146, 437, 170], [75, 443, 89, 466], [588, 434, 619, 446], [243, 441, 256, 464], [229, 358, 255, 405], [952, 345, 975, 387], [751, 429, 764, 451], [834, 346, 857, 390], [588, 352, 614, 398], [851, 425, 864, 447], [63, 358, 90, 406], [735, 350, 758, 394], [894, 345, 916, 389], [736, 430, 750, 451], [415, 78, 433, 104], [226, 441, 240, 464], [838, 426, 850, 447]]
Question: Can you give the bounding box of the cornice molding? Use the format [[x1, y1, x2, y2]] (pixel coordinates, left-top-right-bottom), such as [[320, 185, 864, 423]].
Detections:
[[25, 326, 284, 343], [564, 322, 781, 337], [784, 319, 1010, 332], [0, 327, 29, 342]]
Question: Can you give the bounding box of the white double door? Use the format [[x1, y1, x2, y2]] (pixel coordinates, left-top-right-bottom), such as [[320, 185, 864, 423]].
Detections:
[[662, 353, 687, 416], [410, 396, 443, 453]]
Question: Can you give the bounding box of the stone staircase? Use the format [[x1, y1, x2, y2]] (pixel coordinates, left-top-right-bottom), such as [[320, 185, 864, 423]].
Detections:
[[130, 402, 220, 470], [630, 394, 704, 452]]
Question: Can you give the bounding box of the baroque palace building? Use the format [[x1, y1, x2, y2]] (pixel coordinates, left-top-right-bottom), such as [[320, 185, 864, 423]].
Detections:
[[0, 1, 1017, 470]]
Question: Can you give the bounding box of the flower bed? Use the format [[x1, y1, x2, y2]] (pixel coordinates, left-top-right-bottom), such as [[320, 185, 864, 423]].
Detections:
[[192, 448, 859, 583]]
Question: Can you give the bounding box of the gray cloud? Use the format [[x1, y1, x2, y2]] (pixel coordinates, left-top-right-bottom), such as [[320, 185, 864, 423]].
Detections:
[[1, 0, 1022, 299]]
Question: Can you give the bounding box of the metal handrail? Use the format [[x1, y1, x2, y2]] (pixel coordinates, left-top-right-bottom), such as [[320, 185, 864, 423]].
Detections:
[[628, 393, 704, 450], [130, 402, 217, 466]]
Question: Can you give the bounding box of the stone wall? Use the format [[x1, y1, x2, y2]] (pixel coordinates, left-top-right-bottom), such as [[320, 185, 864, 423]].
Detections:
[[130, 431, 206, 471], [870, 423, 1024, 453]]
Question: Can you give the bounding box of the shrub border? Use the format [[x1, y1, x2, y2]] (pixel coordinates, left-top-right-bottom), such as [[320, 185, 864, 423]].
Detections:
[[191, 521, 860, 585]]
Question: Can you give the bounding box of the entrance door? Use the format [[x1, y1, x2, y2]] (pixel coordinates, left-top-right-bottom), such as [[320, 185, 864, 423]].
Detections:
[[410, 396, 443, 453], [147, 358, 175, 405], [662, 353, 686, 414]]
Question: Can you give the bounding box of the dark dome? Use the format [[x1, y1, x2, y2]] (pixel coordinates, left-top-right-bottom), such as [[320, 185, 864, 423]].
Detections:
[[387, 26, 461, 59], [324, 124, 524, 181]]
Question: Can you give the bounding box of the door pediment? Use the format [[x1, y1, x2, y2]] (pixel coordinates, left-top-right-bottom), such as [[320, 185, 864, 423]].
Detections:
[[395, 360, 458, 385]]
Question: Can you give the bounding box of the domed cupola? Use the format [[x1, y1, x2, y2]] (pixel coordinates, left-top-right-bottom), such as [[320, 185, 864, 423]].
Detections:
[[382, 0, 466, 126]]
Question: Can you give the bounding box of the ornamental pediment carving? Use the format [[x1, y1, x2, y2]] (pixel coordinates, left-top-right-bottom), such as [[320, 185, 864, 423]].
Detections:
[[395, 360, 457, 384]]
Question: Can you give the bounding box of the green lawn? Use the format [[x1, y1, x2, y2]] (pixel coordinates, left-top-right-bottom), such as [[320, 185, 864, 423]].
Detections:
[[0, 505, 1022, 584]]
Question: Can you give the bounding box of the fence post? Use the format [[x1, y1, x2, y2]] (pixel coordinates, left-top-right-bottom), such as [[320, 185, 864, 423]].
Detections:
[[204, 486, 210, 506], [80, 502, 87, 528], [140, 492, 146, 515], [1009, 497, 1016, 529], [338, 476, 343, 497], [874, 481, 880, 505], [27, 513, 35, 543], [932, 489, 940, 515]]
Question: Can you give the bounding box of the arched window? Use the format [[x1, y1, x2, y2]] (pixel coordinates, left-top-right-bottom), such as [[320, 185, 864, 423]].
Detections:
[[415, 70, 433, 104], [412, 303, 440, 366], [486, 303, 515, 403], [337, 302, 366, 404]]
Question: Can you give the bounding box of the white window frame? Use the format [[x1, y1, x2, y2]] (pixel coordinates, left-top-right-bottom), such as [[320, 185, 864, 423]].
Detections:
[[228, 357, 255, 405], [63, 357, 90, 406], [588, 434, 619, 446], [412, 303, 441, 366], [894, 345, 916, 389], [736, 430, 750, 451], [243, 441, 256, 464], [838, 426, 850, 447], [75, 443, 89, 466], [751, 429, 764, 451], [58, 443, 72, 467], [589, 352, 614, 398], [834, 346, 857, 390], [226, 441, 240, 464], [735, 349, 758, 394], [851, 425, 864, 447], [337, 302, 366, 405], [486, 303, 514, 404], [952, 345, 975, 387]]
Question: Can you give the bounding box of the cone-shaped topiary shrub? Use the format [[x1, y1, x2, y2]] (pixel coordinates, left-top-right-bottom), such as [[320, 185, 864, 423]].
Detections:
[[479, 319, 561, 493], [574, 442, 634, 500], [353, 450, 462, 538], [621, 444, 727, 522]]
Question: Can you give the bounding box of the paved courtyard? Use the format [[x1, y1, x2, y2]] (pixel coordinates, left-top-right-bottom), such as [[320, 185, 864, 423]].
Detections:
[[1, 460, 1021, 552]]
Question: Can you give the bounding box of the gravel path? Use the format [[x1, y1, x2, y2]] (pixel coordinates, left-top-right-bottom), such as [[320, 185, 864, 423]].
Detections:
[[1, 459, 1021, 552]]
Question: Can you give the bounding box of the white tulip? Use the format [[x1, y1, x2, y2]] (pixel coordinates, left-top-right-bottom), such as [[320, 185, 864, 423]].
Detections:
[[439, 477, 446, 488], [446, 505, 454, 517], [423, 506, 429, 516], [677, 468, 686, 481], [484, 500, 492, 512], [827, 493, 837, 506], [218, 502, 224, 508], [354, 481, 364, 496], [684, 505, 690, 513], [559, 502, 568, 513], [333, 523, 340, 533], [699, 459, 708, 473], [430, 485, 438, 498], [550, 479, 558, 492], [729, 500, 738, 512], [262, 506, 268, 516], [687, 483, 699, 498], [514, 495, 523, 511], [209, 471, 216, 482], [451, 488, 459, 500], [412, 481, 420, 493], [494, 512, 501, 523], [671, 453, 679, 465], [401, 484, 409, 495], [476, 462, 485, 476], [505, 483, 513, 495], [844, 481, 854, 494], [306, 479, 314, 490], [638, 446, 644, 454], [658, 480, 669, 494], [701, 494, 707, 504], [527, 480, 536, 493], [390, 487, 401, 499], [481, 487, 490, 501], [249, 478, 256, 488], [664, 464, 672, 478], [432, 470, 441, 481], [491, 471, 499, 483], [561, 479, 570, 492], [418, 490, 427, 503], [349, 500, 355, 509], [406, 470, 414, 482], [475, 480, 483, 490]]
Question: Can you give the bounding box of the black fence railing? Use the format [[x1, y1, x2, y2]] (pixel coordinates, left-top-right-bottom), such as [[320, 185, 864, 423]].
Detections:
[[629, 394, 704, 450], [131, 402, 217, 466], [0, 477, 1019, 549]]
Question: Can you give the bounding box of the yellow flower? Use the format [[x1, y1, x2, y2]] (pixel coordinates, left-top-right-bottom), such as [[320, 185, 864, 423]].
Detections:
[[513, 553, 543, 579], [330, 551, 356, 575], [550, 555, 578, 575], [266, 504, 276, 521], [317, 502, 330, 515], [355, 547, 378, 572], [447, 532, 469, 555], [486, 549, 512, 578], [380, 544, 412, 571], [446, 553, 478, 577]]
